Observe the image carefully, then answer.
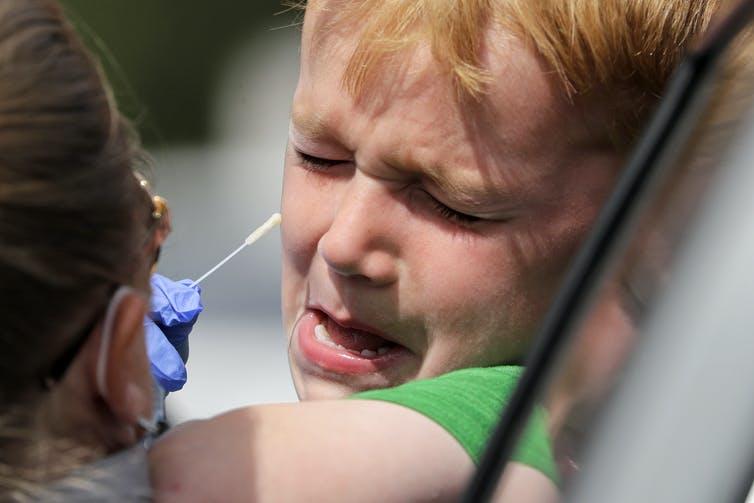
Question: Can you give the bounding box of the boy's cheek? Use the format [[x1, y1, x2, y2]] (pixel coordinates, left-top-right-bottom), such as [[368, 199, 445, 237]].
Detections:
[[281, 171, 324, 264], [280, 208, 318, 268]]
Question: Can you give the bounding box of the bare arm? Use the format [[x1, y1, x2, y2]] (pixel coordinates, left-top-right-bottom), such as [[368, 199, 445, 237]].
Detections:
[[494, 464, 560, 503], [150, 400, 557, 502]]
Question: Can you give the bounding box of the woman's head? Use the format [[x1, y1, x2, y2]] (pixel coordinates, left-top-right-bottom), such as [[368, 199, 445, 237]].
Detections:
[[0, 0, 158, 484]]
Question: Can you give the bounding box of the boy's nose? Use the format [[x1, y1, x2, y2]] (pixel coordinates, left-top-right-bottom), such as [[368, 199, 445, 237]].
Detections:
[[318, 175, 399, 286]]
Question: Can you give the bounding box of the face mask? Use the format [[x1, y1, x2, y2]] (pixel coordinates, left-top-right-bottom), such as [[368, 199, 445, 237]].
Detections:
[[95, 285, 159, 438]]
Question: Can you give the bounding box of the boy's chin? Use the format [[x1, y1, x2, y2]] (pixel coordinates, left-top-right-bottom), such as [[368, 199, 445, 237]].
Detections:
[[294, 377, 357, 400], [291, 366, 396, 400]]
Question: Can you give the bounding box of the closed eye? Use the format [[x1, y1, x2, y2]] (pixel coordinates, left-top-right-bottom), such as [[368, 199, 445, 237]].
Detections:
[[294, 148, 483, 226], [294, 149, 348, 171], [429, 196, 482, 225]]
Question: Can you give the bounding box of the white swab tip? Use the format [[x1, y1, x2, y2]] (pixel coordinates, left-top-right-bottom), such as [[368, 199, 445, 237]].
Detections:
[[269, 212, 282, 226], [244, 212, 282, 245]]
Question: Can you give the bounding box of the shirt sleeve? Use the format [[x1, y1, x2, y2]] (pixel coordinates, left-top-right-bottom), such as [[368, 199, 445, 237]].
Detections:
[[350, 366, 559, 485]]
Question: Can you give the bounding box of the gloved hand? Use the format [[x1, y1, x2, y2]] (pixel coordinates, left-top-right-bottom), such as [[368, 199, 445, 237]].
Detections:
[[145, 274, 203, 392]]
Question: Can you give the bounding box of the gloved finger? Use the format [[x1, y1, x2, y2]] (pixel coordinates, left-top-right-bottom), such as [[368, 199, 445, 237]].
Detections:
[[144, 317, 187, 392], [149, 273, 203, 346], [150, 273, 203, 325]]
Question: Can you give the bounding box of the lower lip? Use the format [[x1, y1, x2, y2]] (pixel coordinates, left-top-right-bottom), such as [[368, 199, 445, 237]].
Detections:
[[296, 311, 409, 375]]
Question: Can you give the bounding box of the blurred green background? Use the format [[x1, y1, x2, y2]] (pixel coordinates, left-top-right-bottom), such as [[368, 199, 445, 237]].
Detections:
[[60, 0, 299, 147]]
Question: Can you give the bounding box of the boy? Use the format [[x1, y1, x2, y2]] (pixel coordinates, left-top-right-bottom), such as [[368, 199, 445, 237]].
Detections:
[[280, 0, 719, 400], [151, 1, 721, 500]]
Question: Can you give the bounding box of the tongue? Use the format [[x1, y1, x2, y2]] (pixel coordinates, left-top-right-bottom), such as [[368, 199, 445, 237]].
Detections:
[[325, 318, 390, 351]]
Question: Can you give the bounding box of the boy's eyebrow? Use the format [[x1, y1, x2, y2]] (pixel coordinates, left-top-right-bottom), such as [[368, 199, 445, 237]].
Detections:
[[417, 161, 521, 210], [292, 110, 519, 209], [290, 110, 329, 139]]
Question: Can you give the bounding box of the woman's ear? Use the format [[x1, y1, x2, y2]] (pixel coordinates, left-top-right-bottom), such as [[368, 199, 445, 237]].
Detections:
[[99, 291, 154, 429]]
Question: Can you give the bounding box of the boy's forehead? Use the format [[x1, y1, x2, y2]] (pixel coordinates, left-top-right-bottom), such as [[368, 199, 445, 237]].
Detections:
[[300, 3, 358, 70], [300, 15, 588, 158], [296, 3, 611, 202]]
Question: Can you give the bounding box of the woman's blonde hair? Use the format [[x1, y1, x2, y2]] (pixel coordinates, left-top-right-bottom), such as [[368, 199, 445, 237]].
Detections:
[[303, 0, 725, 147]]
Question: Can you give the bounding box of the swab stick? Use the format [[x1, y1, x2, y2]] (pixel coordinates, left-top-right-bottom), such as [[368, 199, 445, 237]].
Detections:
[[190, 212, 281, 288]]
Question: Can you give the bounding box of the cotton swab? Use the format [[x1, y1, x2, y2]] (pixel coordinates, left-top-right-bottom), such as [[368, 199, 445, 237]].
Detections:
[[190, 212, 282, 288]]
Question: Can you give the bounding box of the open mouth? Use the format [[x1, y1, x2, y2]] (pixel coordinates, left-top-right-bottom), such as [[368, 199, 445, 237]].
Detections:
[[296, 309, 411, 375]]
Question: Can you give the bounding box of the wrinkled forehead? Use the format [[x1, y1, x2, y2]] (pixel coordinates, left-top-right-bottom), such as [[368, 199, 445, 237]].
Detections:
[[301, 25, 442, 118], [301, 1, 461, 99], [299, 3, 597, 166]]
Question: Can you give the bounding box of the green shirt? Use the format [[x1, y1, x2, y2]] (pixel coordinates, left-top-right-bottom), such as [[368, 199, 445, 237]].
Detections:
[[351, 366, 558, 485]]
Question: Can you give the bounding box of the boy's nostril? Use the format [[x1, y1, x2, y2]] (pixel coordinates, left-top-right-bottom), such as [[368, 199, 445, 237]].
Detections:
[[319, 234, 398, 284], [318, 231, 363, 277]]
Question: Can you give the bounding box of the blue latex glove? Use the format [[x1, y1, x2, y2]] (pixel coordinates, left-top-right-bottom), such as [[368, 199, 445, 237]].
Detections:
[[145, 274, 203, 392], [144, 318, 187, 392]]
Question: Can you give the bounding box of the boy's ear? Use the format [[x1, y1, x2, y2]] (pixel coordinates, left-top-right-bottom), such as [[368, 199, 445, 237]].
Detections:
[[99, 292, 154, 426]]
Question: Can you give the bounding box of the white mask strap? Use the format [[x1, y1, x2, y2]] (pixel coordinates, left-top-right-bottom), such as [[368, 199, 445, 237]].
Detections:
[[137, 415, 160, 436], [95, 285, 160, 440], [95, 285, 136, 398]]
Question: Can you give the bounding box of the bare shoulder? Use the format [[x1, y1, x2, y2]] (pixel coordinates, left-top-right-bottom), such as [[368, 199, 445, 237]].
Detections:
[[493, 463, 559, 502], [150, 399, 474, 502]]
